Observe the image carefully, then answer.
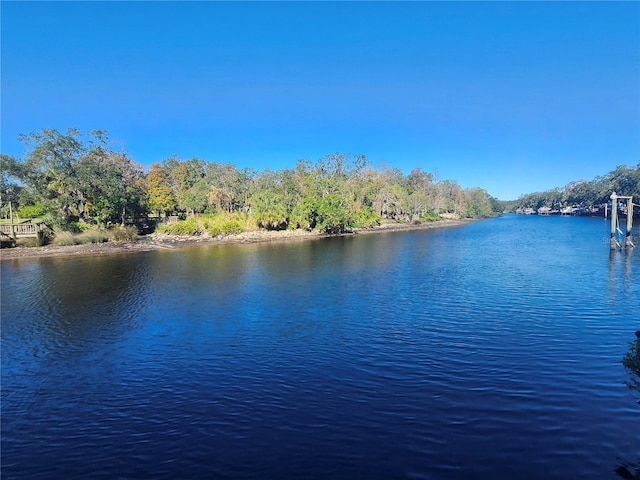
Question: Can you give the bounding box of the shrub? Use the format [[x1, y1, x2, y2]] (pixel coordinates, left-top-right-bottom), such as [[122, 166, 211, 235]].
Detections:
[[239, 214, 258, 232], [109, 225, 139, 242], [315, 195, 354, 234], [353, 206, 381, 228], [17, 203, 46, 219], [54, 229, 108, 245], [288, 199, 316, 230], [15, 237, 42, 248], [67, 221, 97, 233], [77, 229, 109, 244], [250, 190, 289, 230], [160, 217, 205, 235], [157, 213, 251, 236], [420, 211, 441, 222], [54, 232, 79, 246], [206, 213, 249, 236], [208, 220, 242, 236]]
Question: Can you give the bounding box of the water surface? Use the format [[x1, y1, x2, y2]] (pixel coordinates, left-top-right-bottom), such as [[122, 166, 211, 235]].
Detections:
[[2, 215, 639, 479]]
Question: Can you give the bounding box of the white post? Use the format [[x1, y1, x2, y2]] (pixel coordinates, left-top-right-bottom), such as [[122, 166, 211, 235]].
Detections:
[[610, 193, 618, 250], [9, 201, 16, 241], [626, 197, 634, 248]]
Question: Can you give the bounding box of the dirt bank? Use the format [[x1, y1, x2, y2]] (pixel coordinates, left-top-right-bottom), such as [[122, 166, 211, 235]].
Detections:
[[0, 219, 472, 261]]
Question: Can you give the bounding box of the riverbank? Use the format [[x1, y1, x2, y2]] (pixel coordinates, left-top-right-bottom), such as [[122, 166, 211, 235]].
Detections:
[[0, 219, 473, 261]]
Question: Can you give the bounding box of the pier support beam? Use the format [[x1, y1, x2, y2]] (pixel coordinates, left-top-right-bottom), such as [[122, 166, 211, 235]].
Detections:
[[627, 197, 634, 248], [610, 192, 635, 250], [8, 201, 16, 241], [610, 193, 618, 250]]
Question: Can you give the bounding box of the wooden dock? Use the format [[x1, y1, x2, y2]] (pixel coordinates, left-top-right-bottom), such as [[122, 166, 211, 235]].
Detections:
[[0, 221, 45, 244]]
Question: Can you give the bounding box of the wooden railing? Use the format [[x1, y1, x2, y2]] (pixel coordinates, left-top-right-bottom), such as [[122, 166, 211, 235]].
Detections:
[[0, 222, 42, 238]]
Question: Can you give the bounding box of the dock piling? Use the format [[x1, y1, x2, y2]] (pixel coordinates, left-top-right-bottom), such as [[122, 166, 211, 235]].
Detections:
[[627, 197, 635, 248], [609, 192, 635, 250], [610, 193, 618, 250]]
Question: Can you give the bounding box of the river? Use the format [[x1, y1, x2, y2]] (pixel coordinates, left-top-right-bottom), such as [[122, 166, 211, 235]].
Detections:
[[1, 214, 639, 479]]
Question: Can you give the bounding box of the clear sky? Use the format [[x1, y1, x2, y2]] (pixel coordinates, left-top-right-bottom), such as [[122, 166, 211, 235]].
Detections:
[[2, 1, 639, 200]]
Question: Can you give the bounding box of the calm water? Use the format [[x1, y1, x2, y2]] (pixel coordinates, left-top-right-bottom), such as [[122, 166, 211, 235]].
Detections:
[[2, 215, 639, 479]]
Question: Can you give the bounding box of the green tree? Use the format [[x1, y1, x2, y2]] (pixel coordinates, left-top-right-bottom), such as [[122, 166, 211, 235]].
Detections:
[[76, 151, 145, 225], [180, 178, 209, 215], [17, 128, 85, 226], [250, 189, 289, 230], [63, 131, 146, 225], [165, 157, 207, 215], [315, 194, 354, 234], [8, 128, 145, 228], [608, 164, 640, 199], [204, 162, 250, 212], [464, 188, 496, 217], [0, 154, 23, 218], [513, 163, 640, 212], [249, 168, 301, 230], [406, 167, 434, 195]]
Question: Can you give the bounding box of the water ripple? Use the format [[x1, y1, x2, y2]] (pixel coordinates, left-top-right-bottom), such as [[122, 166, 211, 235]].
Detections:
[[2, 216, 639, 479]]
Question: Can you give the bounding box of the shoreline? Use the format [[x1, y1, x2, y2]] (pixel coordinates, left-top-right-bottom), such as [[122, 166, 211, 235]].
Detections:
[[0, 219, 473, 261]]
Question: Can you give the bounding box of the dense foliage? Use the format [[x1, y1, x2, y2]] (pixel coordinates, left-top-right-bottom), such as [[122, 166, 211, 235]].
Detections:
[[2, 129, 503, 235], [1, 129, 145, 230], [509, 164, 640, 212]]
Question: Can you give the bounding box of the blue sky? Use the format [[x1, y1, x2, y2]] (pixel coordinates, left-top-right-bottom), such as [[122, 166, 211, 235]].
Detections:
[[2, 1, 639, 200]]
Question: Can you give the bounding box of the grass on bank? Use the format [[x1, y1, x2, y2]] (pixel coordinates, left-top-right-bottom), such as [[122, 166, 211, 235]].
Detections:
[[157, 213, 257, 236], [53, 225, 139, 246], [7, 210, 446, 248]]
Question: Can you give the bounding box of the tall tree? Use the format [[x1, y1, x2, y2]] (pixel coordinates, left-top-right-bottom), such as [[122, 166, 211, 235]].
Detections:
[[165, 157, 207, 215], [8, 128, 145, 227], [76, 150, 145, 225], [17, 128, 85, 225], [0, 155, 23, 218], [145, 163, 176, 216]]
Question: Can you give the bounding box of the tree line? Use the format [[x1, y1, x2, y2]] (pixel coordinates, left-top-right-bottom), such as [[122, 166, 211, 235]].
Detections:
[[1, 129, 502, 235], [506, 164, 640, 212]]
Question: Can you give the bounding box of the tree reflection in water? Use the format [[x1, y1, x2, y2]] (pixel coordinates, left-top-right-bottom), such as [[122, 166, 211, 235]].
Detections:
[[623, 332, 640, 396], [616, 332, 640, 480]]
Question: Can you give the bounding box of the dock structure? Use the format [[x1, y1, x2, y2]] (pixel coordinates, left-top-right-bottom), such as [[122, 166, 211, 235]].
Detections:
[[0, 221, 44, 239], [0, 222, 46, 246], [609, 192, 636, 250], [0, 202, 46, 245]]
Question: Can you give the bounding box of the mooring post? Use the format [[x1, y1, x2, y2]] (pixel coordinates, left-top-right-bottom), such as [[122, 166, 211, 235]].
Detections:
[[9, 201, 16, 241], [626, 197, 634, 248], [610, 192, 618, 250]]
